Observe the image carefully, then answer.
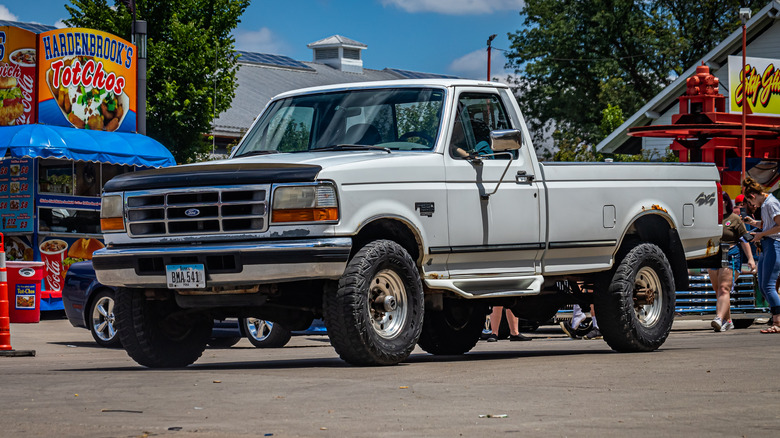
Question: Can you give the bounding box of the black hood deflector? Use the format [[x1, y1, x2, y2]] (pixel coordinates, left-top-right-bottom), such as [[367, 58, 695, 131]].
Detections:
[[103, 162, 322, 192]]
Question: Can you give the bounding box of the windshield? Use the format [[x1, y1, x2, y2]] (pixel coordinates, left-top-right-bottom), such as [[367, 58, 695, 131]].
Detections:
[[233, 87, 445, 156]]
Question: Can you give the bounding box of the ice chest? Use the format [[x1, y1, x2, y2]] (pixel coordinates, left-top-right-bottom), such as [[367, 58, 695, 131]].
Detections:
[[7, 261, 45, 323]]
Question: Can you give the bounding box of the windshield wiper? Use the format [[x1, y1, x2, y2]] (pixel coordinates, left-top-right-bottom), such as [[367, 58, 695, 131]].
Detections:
[[234, 150, 281, 158], [312, 144, 392, 154]]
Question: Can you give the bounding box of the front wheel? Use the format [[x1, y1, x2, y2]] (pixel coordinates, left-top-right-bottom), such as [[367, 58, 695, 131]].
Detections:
[[324, 240, 424, 366], [115, 288, 213, 368], [88, 289, 121, 348], [595, 243, 675, 352], [240, 317, 292, 348]]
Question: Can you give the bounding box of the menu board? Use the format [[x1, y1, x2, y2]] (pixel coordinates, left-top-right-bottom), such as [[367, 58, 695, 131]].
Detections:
[[0, 25, 37, 126], [0, 158, 34, 233], [37, 28, 137, 132]]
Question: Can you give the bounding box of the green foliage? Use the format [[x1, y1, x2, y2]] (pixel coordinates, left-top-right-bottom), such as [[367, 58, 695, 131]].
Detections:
[[65, 0, 249, 164], [549, 131, 602, 162], [599, 104, 624, 140], [395, 102, 440, 140], [547, 129, 678, 163], [277, 121, 311, 152], [506, 0, 764, 157]]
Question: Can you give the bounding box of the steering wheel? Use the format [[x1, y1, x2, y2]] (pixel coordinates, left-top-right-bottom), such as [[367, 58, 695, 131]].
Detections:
[[398, 131, 434, 146]]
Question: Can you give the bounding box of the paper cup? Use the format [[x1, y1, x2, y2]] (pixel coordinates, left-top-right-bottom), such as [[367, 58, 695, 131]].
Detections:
[[40, 239, 68, 292]]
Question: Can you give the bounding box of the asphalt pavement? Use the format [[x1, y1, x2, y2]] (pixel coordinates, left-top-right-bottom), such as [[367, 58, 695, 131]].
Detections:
[[0, 315, 778, 437]]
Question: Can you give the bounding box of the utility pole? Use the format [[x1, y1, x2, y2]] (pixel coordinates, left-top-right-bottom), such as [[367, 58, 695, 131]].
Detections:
[[487, 34, 497, 81], [739, 7, 751, 183]]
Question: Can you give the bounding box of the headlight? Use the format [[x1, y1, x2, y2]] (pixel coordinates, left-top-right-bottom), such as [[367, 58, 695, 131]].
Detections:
[[100, 194, 125, 232], [271, 184, 338, 223]]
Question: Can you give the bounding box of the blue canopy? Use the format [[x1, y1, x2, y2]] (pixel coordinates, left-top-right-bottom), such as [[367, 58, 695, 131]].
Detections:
[[0, 124, 176, 168]]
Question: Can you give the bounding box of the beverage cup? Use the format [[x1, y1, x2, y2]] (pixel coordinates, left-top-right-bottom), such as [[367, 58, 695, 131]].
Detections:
[[39, 239, 68, 292]]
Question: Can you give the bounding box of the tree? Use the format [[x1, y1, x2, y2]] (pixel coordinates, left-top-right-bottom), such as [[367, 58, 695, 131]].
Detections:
[[506, 0, 765, 155], [65, 0, 249, 163]]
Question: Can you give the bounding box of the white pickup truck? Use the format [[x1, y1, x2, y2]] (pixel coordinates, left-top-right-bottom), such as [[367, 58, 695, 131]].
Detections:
[[93, 79, 722, 367]]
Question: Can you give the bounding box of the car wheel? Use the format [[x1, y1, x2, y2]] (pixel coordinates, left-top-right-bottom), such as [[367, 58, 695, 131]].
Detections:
[[595, 243, 675, 352], [88, 289, 121, 348], [324, 240, 423, 366], [418, 299, 487, 355], [240, 317, 292, 348], [116, 287, 212, 368]]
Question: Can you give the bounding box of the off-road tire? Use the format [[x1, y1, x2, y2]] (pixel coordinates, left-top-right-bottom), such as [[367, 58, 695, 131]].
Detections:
[[418, 300, 487, 355], [323, 240, 423, 366], [241, 317, 293, 348], [115, 287, 212, 368], [595, 243, 675, 352]]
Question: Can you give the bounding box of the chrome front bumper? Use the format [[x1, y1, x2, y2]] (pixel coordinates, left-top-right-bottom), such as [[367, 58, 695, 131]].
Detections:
[[92, 237, 352, 288]]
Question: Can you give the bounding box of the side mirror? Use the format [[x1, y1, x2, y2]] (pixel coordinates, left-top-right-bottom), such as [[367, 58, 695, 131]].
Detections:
[[490, 129, 523, 152]]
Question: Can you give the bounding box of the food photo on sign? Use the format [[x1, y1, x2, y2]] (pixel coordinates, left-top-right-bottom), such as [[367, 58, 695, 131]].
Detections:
[[0, 25, 37, 126], [37, 28, 137, 132]]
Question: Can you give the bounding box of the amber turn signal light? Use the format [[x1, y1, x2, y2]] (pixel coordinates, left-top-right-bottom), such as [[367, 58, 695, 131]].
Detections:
[[100, 217, 125, 232], [272, 207, 338, 223]]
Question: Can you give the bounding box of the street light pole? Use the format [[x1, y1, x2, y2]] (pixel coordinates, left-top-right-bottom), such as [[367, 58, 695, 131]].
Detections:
[[487, 34, 497, 81], [740, 8, 751, 184]]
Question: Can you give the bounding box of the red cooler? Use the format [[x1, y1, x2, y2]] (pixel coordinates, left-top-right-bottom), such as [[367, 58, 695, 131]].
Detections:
[[6, 261, 45, 323]]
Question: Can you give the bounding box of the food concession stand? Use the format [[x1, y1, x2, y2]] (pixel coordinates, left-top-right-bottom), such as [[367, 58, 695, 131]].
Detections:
[[0, 21, 175, 313]]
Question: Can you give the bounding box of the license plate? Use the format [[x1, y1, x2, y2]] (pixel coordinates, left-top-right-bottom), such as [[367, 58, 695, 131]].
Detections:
[[166, 264, 206, 289]]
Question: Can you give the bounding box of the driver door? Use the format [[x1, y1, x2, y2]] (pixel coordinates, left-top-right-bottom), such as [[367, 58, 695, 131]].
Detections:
[[444, 89, 542, 277]]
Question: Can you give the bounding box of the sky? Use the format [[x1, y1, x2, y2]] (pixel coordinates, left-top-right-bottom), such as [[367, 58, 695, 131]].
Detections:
[[0, 0, 526, 81]]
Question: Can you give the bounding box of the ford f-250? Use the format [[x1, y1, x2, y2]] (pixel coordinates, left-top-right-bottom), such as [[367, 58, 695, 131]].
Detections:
[[93, 79, 723, 367]]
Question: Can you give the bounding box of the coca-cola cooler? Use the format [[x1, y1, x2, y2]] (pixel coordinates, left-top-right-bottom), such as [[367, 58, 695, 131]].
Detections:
[[6, 261, 45, 323]]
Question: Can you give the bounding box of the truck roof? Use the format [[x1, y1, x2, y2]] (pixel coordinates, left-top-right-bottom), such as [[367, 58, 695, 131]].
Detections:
[[271, 79, 511, 100]]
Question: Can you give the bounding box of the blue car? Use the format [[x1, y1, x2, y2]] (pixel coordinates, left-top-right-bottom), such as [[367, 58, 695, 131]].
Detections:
[[62, 261, 325, 348]]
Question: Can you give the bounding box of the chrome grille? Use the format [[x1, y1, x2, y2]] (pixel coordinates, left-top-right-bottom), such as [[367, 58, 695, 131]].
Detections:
[[125, 185, 269, 237]]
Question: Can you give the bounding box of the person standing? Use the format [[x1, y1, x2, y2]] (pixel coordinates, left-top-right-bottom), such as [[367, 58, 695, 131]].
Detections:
[[709, 192, 756, 332], [742, 177, 780, 332], [486, 306, 530, 341]]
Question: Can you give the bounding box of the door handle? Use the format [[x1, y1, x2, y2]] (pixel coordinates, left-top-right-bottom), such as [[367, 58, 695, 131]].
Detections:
[[516, 170, 534, 184]]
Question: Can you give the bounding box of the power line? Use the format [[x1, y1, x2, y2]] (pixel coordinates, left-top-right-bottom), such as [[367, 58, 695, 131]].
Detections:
[[492, 46, 647, 62]]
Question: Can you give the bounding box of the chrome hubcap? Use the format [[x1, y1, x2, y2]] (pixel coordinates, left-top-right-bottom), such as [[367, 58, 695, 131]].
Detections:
[[368, 269, 407, 339], [91, 296, 117, 341], [246, 318, 273, 341], [634, 266, 662, 327]]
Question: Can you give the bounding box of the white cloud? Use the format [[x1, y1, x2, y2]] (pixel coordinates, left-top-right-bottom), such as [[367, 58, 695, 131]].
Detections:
[[448, 48, 510, 83], [0, 5, 18, 21], [54, 19, 67, 29], [381, 0, 524, 15], [235, 27, 287, 55]]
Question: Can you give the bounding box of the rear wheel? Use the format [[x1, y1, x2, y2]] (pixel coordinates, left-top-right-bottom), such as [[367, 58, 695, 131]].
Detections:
[[595, 243, 675, 352], [324, 240, 423, 366], [88, 289, 121, 348], [115, 288, 212, 368], [241, 317, 292, 348], [418, 300, 487, 355]]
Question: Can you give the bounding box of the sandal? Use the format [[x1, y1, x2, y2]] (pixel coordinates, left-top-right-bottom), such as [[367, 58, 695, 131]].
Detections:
[[760, 325, 780, 334]]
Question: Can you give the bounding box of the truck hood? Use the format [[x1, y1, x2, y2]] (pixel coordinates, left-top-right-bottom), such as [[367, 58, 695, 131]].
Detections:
[[103, 151, 432, 192]]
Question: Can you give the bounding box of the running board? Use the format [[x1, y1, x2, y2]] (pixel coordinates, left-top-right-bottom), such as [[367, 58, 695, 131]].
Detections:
[[424, 275, 543, 298]]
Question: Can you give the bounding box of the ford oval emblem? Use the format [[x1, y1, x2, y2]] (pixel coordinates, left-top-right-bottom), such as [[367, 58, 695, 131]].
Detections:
[[185, 208, 201, 217]]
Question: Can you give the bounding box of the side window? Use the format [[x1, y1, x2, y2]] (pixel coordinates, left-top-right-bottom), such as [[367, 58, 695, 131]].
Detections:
[[449, 93, 511, 159]]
